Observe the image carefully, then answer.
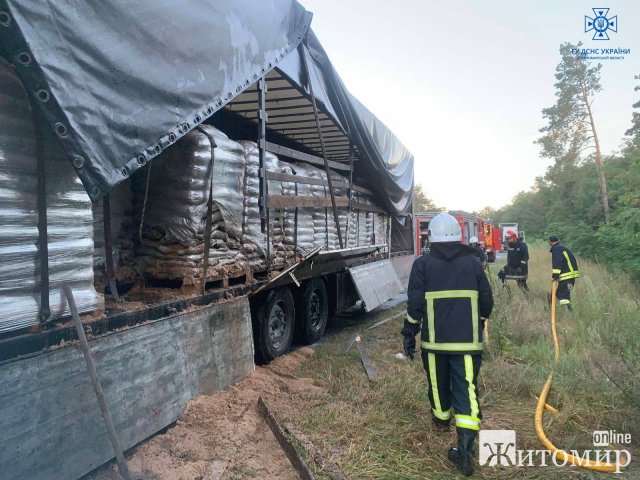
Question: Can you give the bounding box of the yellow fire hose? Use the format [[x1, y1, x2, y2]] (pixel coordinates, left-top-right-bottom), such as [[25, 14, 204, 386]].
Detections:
[[534, 280, 625, 472]]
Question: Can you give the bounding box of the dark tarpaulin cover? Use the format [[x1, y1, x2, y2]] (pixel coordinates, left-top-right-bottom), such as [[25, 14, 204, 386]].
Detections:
[[0, 0, 312, 199], [279, 30, 414, 214], [0, 0, 413, 214]]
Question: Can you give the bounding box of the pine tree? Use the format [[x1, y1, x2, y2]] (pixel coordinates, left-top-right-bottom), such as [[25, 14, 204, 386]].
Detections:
[[536, 42, 610, 224], [624, 84, 640, 150]]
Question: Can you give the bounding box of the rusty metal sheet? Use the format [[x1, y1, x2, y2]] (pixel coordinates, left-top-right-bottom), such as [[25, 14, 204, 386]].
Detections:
[[348, 259, 403, 312]]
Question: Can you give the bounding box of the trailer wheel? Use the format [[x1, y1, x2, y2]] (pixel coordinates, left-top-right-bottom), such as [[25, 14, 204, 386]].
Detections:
[[295, 278, 329, 345], [253, 287, 295, 364]]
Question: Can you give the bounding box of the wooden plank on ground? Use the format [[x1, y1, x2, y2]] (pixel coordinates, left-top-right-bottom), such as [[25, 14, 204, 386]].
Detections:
[[257, 397, 315, 480], [355, 336, 378, 382], [285, 424, 348, 480], [344, 332, 360, 354]]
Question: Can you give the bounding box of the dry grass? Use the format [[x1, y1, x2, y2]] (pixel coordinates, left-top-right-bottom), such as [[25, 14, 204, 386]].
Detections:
[[287, 246, 640, 479]]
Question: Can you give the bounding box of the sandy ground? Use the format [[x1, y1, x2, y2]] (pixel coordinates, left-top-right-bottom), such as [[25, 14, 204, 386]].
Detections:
[[89, 348, 326, 480]]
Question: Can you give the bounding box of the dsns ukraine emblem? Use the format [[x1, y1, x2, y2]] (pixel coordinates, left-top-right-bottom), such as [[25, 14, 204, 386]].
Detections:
[[584, 8, 617, 40]]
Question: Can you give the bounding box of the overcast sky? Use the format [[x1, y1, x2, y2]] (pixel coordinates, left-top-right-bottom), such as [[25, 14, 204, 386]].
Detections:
[[300, 0, 640, 211]]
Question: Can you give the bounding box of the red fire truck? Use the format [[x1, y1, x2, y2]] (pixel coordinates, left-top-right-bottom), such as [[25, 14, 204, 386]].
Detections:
[[414, 211, 502, 262], [482, 222, 502, 262]]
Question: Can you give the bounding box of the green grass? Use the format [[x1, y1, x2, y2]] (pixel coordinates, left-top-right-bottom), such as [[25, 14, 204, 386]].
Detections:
[[286, 245, 640, 479]]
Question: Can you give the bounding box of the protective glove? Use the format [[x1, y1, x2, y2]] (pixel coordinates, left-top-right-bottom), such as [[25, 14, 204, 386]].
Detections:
[[403, 334, 416, 361], [552, 273, 560, 280]]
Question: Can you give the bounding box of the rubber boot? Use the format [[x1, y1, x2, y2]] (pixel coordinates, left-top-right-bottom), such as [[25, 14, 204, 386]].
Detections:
[[448, 428, 476, 476], [432, 416, 450, 432]]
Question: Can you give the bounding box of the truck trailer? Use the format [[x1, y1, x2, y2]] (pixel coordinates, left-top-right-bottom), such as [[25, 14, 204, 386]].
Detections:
[[0, 2, 415, 479]]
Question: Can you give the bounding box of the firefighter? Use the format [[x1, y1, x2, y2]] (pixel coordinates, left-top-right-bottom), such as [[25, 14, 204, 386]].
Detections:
[[402, 213, 494, 476], [497, 230, 529, 290], [549, 235, 579, 310], [469, 236, 487, 267]]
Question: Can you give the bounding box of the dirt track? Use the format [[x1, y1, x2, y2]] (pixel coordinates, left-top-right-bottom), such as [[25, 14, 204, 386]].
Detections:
[[90, 348, 325, 480]]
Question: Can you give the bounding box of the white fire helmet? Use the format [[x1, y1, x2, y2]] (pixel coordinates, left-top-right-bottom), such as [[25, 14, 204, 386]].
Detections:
[[428, 213, 462, 243]]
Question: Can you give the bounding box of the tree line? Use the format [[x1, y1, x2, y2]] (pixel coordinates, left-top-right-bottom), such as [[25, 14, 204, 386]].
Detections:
[[491, 42, 640, 281]]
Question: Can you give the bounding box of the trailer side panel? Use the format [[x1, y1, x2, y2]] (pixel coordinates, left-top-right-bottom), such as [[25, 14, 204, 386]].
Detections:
[[0, 298, 254, 480]]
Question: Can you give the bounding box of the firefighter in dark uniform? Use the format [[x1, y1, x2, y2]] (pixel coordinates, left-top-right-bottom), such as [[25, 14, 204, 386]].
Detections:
[[469, 235, 487, 267], [497, 230, 529, 290], [402, 213, 494, 476], [549, 235, 579, 310]]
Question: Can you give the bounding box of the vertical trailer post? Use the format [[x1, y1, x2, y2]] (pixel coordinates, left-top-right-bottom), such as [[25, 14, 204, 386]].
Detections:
[[299, 43, 343, 249], [103, 195, 120, 300], [32, 102, 50, 323], [257, 77, 271, 268], [294, 182, 299, 258], [324, 186, 329, 249], [196, 127, 217, 295], [388, 216, 392, 259], [346, 144, 354, 247]]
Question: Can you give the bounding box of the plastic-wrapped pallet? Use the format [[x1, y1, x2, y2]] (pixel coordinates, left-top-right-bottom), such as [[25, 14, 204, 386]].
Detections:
[[239, 141, 296, 265], [357, 208, 369, 246], [358, 192, 379, 245], [375, 212, 388, 247], [132, 126, 247, 284], [326, 170, 349, 250], [239, 140, 266, 258], [308, 168, 330, 251], [345, 198, 358, 248], [288, 162, 319, 253], [0, 61, 100, 333]]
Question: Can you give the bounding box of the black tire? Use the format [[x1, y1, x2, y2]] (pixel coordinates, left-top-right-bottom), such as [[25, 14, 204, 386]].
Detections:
[[295, 278, 329, 345], [487, 251, 496, 263], [252, 287, 295, 364]]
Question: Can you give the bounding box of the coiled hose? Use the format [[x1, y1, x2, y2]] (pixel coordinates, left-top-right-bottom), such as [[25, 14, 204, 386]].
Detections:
[[534, 280, 625, 472]]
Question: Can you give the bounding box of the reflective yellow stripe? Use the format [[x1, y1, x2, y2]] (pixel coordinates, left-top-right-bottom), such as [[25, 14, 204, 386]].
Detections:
[[562, 251, 574, 272], [464, 355, 479, 420], [455, 414, 481, 431], [421, 341, 483, 351], [471, 296, 478, 343], [552, 268, 562, 274], [433, 408, 452, 421], [406, 313, 420, 325], [427, 298, 435, 343], [426, 290, 479, 300], [427, 353, 446, 419], [559, 299, 571, 305], [424, 290, 479, 344], [559, 271, 580, 281]]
